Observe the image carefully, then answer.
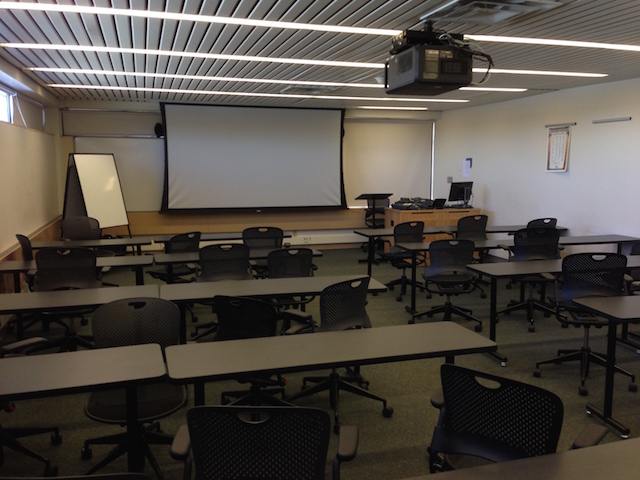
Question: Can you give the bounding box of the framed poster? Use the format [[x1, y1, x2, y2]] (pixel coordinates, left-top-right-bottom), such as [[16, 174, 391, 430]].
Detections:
[[546, 125, 571, 172]]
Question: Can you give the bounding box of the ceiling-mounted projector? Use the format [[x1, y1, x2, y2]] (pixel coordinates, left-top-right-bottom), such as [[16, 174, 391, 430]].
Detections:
[[385, 24, 490, 96]]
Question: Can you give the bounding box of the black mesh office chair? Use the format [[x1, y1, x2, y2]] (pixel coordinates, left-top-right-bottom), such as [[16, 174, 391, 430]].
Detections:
[[15, 234, 36, 290], [0, 338, 62, 477], [527, 217, 557, 228], [189, 244, 254, 341], [285, 277, 393, 432], [242, 226, 284, 278], [212, 296, 292, 406], [456, 215, 487, 241], [534, 253, 637, 396], [428, 364, 605, 473], [379, 221, 425, 302], [31, 248, 102, 352], [497, 227, 561, 332], [81, 298, 187, 479], [170, 405, 358, 480], [61, 216, 125, 260], [412, 239, 482, 331], [267, 248, 317, 319], [147, 232, 201, 284]]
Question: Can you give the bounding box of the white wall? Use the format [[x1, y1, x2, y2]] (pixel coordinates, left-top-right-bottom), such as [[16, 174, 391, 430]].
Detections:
[[0, 121, 61, 254], [435, 78, 640, 246]]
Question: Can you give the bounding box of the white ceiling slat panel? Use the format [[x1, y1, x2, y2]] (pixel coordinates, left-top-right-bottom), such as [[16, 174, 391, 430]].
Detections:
[[1, 0, 640, 108]]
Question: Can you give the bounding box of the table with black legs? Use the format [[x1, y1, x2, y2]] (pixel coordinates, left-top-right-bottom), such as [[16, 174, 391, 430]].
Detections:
[[165, 322, 496, 406], [573, 295, 640, 438], [0, 344, 166, 473]]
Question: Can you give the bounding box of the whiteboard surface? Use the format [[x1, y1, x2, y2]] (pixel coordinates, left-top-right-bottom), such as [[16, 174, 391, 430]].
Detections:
[[72, 154, 128, 228]]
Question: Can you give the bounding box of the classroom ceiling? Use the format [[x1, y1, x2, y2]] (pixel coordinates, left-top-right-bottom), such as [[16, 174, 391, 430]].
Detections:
[[0, 0, 639, 112]]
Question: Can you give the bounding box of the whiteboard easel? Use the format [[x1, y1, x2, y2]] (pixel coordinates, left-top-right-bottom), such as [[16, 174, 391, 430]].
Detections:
[[62, 153, 130, 231]]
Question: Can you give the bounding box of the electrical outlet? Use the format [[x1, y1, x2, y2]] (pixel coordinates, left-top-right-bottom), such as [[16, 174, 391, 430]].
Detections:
[[303, 237, 311, 244], [447, 176, 453, 183]]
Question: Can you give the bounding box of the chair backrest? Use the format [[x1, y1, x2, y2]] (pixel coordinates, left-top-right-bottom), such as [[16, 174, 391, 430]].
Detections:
[[456, 215, 488, 241], [91, 297, 180, 349], [16, 234, 33, 261], [198, 244, 252, 281], [267, 248, 314, 278], [61, 216, 102, 240], [317, 277, 371, 332], [34, 248, 101, 291], [166, 232, 201, 253], [242, 227, 284, 249], [393, 221, 424, 244], [527, 217, 557, 228], [212, 296, 280, 340], [560, 253, 627, 301], [187, 405, 331, 480], [427, 239, 475, 275], [512, 227, 561, 262], [431, 364, 563, 463]]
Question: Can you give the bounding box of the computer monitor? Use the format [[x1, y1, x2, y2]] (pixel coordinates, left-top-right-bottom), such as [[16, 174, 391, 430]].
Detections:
[[448, 182, 473, 205]]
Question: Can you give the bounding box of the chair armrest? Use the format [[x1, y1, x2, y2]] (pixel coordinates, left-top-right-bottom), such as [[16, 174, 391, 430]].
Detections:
[[170, 424, 191, 461], [540, 272, 556, 282], [430, 390, 444, 410], [570, 423, 608, 449], [332, 425, 359, 480]]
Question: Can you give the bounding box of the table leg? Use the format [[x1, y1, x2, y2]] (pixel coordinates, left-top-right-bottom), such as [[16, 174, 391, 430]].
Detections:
[[135, 266, 144, 285], [366, 237, 375, 276], [194, 383, 205, 406], [487, 277, 508, 366], [586, 321, 630, 438], [406, 251, 418, 315]]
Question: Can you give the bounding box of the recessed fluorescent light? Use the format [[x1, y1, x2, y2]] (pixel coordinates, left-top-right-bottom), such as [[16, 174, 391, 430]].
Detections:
[[466, 34, 640, 53], [473, 67, 607, 78], [358, 106, 429, 111], [460, 87, 527, 92], [47, 84, 469, 103], [0, 2, 401, 37], [2, 44, 383, 69], [26, 67, 383, 89]]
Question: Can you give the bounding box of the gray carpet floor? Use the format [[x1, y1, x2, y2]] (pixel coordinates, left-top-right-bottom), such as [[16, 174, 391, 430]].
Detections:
[[2, 247, 640, 479]]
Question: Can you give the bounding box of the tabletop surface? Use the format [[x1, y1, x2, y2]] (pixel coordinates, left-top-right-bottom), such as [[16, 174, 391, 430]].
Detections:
[[0, 343, 166, 401], [31, 236, 154, 248], [153, 248, 322, 264], [0, 284, 159, 313], [354, 224, 569, 238], [165, 322, 496, 383], [401, 437, 640, 480], [0, 255, 153, 273], [159, 275, 386, 302], [574, 295, 640, 322]]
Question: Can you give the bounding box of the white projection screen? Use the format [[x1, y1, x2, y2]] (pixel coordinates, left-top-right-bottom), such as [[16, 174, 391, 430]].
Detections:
[[162, 104, 345, 211]]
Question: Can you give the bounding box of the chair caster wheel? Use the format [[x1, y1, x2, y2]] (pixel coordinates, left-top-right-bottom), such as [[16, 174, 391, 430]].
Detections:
[[408, 318, 415, 324], [396, 296, 403, 302], [629, 382, 637, 392], [81, 446, 92, 460], [383, 407, 394, 418], [51, 431, 62, 445], [528, 325, 535, 333], [44, 465, 58, 477], [480, 292, 487, 299], [388, 285, 395, 291], [561, 322, 568, 328], [474, 324, 482, 332], [533, 369, 541, 378], [579, 386, 588, 396], [426, 293, 432, 300]]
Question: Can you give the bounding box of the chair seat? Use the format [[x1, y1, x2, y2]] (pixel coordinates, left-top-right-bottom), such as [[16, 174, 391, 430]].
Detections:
[[85, 384, 187, 424]]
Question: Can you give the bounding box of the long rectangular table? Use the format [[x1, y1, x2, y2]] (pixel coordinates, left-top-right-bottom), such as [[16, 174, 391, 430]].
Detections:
[[160, 275, 387, 343], [355, 224, 569, 276], [31, 236, 154, 255], [402, 436, 640, 480], [0, 284, 159, 340], [466, 256, 640, 366], [0, 344, 166, 472], [165, 322, 496, 405], [152, 231, 293, 244], [572, 295, 640, 437], [0, 255, 153, 292]]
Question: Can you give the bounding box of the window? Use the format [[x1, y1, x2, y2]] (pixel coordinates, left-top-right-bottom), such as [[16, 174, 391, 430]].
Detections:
[[0, 89, 11, 123]]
